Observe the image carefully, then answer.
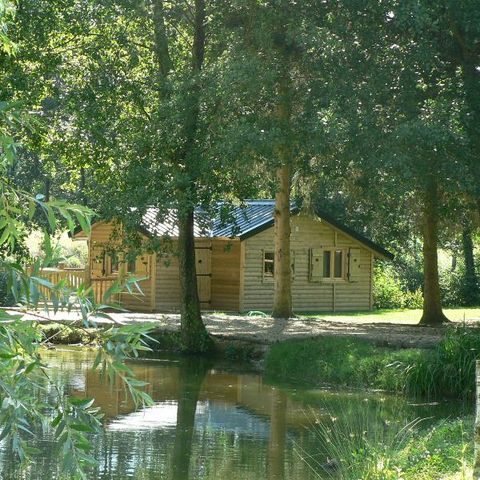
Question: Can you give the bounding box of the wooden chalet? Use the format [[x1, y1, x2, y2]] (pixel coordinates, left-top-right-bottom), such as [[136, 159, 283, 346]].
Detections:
[[73, 200, 393, 313]]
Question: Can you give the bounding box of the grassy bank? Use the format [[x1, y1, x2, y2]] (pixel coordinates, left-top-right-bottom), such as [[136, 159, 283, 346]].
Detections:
[[305, 415, 473, 480], [266, 326, 480, 399]]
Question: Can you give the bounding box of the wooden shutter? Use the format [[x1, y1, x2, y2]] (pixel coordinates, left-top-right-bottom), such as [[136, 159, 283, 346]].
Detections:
[[90, 244, 105, 278], [348, 248, 361, 282], [195, 247, 211, 275], [309, 248, 323, 282], [135, 255, 150, 277]]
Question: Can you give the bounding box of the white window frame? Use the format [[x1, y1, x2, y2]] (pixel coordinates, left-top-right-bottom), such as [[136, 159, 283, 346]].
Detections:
[[322, 248, 347, 281]]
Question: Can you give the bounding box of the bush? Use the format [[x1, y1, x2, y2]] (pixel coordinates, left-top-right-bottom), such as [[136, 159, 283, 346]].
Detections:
[[402, 288, 423, 309], [440, 265, 480, 307], [440, 268, 463, 307], [373, 265, 423, 309], [265, 325, 480, 400], [308, 413, 473, 480]]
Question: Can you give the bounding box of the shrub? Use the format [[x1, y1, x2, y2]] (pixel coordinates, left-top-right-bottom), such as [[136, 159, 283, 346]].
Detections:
[[265, 326, 480, 400], [440, 268, 465, 307], [305, 413, 473, 480], [373, 266, 406, 309], [402, 288, 423, 309], [373, 265, 423, 309]]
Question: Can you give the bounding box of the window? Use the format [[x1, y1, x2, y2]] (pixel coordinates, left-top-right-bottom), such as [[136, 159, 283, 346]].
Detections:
[[322, 249, 344, 280], [262, 251, 295, 281], [127, 258, 136, 274], [334, 250, 343, 278], [310, 248, 346, 281], [110, 252, 119, 274], [323, 251, 331, 278], [263, 251, 274, 278]]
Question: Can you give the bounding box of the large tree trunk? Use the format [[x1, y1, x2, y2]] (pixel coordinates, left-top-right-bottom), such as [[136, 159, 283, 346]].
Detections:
[[268, 389, 287, 480], [462, 225, 479, 306], [176, 0, 211, 352], [419, 177, 450, 325], [178, 208, 210, 352], [272, 164, 292, 318], [272, 61, 293, 319], [171, 357, 209, 480], [152, 0, 210, 352]]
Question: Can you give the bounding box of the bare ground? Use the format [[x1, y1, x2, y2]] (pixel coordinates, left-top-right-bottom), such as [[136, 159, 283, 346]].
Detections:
[[20, 309, 473, 348]]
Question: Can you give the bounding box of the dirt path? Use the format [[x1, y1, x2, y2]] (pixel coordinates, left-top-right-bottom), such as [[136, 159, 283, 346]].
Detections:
[[22, 310, 461, 348]]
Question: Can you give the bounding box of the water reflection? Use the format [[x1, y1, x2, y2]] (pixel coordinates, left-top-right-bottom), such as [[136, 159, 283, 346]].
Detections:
[[171, 357, 211, 480], [0, 348, 470, 480]]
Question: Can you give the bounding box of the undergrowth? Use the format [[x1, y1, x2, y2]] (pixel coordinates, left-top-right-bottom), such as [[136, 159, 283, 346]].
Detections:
[[266, 325, 480, 399], [301, 413, 473, 480]]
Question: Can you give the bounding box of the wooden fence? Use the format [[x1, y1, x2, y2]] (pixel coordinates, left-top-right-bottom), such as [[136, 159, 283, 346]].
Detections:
[[36, 268, 86, 289], [31, 268, 119, 303]]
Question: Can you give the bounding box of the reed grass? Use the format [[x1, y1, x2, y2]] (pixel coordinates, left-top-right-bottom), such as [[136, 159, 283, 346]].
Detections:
[[298, 407, 473, 480]]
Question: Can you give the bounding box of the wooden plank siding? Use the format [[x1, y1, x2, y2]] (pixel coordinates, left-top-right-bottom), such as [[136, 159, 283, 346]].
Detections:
[[155, 252, 181, 311], [154, 239, 213, 311], [240, 215, 373, 313], [211, 239, 241, 312], [155, 239, 241, 312], [86, 214, 376, 314]]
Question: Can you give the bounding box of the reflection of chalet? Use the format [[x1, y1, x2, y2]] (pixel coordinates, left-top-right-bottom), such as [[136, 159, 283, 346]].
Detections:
[[74, 200, 392, 313], [69, 361, 308, 428]]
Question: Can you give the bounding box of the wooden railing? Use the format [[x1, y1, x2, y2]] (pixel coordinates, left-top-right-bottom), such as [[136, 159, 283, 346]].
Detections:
[[39, 268, 86, 288], [91, 277, 120, 304], [31, 267, 86, 298], [31, 268, 123, 304]]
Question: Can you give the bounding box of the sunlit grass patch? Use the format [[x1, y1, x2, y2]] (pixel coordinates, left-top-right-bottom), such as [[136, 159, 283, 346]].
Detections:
[[266, 325, 480, 399]]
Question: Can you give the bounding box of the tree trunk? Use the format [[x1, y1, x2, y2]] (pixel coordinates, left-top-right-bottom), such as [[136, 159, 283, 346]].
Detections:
[[272, 58, 293, 319], [178, 208, 211, 352], [171, 357, 209, 480], [272, 164, 292, 318], [419, 177, 449, 325], [462, 225, 479, 306], [152, 0, 211, 352], [268, 388, 287, 480]]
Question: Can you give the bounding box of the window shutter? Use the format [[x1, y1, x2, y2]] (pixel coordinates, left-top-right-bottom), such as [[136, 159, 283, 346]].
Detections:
[[348, 248, 361, 282], [90, 244, 105, 278], [135, 255, 149, 277], [309, 248, 323, 282]]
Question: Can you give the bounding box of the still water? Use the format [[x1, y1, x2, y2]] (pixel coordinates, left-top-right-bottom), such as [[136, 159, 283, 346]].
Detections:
[[0, 348, 469, 479]]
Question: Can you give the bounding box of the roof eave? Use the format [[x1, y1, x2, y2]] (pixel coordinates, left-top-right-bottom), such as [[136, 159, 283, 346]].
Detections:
[[239, 206, 300, 241]]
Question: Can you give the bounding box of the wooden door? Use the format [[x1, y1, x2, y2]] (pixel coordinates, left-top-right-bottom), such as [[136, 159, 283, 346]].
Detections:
[[195, 244, 211, 306]]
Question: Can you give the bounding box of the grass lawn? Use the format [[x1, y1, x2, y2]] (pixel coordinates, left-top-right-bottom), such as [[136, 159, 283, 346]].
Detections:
[[297, 306, 480, 324]]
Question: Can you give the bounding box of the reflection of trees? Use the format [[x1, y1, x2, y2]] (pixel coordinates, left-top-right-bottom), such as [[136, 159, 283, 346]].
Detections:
[[171, 356, 211, 480], [268, 388, 287, 480]]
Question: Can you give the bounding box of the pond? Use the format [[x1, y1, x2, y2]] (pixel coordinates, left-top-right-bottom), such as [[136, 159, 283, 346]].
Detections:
[[0, 348, 471, 479]]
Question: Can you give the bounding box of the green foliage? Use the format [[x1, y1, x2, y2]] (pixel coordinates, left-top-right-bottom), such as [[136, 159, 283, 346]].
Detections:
[[0, 35, 155, 479], [373, 265, 423, 310], [266, 326, 480, 400], [305, 412, 472, 480], [440, 263, 480, 308]]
